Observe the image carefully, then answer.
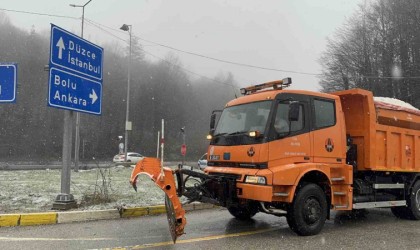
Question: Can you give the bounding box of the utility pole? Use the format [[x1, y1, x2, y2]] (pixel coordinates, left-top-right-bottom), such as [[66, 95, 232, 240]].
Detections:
[[70, 0, 93, 172], [120, 24, 132, 162]]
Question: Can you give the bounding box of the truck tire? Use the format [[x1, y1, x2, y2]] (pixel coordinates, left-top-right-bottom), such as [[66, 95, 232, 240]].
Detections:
[[286, 183, 327, 236], [392, 181, 420, 220], [406, 180, 420, 220], [227, 202, 258, 220], [391, 206, 410, 219]]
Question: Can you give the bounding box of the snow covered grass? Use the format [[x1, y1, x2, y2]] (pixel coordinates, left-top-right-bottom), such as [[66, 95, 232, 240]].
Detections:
[[0, 165, 169, 214]]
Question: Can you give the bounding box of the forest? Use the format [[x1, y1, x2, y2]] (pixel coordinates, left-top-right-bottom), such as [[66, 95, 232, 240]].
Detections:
[[319, 0, 420, 109], [0, 12, 238, 162]]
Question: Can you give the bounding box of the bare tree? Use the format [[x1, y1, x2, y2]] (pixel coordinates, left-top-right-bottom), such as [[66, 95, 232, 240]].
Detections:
[[319, 0, 420, 108]]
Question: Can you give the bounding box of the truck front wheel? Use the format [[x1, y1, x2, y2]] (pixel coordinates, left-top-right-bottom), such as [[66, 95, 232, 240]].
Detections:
[[286, 183, 328, 236]]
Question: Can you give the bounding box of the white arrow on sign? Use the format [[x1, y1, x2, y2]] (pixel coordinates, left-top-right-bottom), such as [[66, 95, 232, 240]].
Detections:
[[89, 89, 98, 104], [56, 37, 65, 59]]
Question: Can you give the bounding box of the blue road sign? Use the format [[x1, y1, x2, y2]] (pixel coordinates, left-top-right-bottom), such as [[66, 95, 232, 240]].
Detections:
[[50, 24, 103, 81], [48, 67, 102, 115], [49, 24, 104, 115], [0, 64, 17, 103]]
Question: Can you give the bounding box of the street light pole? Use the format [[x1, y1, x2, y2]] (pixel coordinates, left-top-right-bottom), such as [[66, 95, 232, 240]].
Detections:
[[120, 24, 132, 162], [70, 0, 93, 172]]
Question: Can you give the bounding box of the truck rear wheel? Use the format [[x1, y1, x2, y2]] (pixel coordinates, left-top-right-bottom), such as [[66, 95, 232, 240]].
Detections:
[[286, 183, 327, 236], [406, 181, 420, 220], [227, 202, 258, 220], [392, 181, 420, 220], [391, 206, 410, 219]]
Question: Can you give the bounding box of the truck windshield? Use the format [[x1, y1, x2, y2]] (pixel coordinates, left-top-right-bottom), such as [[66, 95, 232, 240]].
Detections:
[[214, 101, 272, 136]]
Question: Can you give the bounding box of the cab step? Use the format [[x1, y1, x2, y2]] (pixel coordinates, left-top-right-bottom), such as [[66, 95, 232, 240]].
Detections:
[[334, 204, 348, 209], [331, 177, 345, 182]]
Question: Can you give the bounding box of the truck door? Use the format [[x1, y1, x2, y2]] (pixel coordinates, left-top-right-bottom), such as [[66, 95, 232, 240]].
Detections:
[[311, 97, 345, 163], [268, 94, 312, 167]]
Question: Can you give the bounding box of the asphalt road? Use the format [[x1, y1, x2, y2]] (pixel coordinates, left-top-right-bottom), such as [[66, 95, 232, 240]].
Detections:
[[0, 208, 419, 250]]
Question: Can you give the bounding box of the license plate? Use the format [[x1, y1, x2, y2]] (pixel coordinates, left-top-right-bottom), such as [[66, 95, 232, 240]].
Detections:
[[210, 155, 220, 160]]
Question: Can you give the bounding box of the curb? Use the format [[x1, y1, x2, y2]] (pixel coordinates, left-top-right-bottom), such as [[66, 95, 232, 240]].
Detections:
[[0, 203, 217, 227]]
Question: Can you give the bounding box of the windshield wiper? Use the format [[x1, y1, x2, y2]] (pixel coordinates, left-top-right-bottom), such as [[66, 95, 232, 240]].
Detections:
[[227, 131, 248, 136], [213, 133, 228, 137], [214, 131, 249, 137]]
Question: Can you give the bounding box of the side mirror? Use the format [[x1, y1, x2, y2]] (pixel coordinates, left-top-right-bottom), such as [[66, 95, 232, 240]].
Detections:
[[209, 110, 222, 135], [210, 113, 217, 130], [289, 102, 300, 122]]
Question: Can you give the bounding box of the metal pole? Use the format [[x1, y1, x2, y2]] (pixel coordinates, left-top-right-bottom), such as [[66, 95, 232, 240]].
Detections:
[[124, 26, 132, 162], [160, 119, 165, 180], [82, 139, 86, 159], [157, 131, 160, 158], [181, 127, 185, 165], [74, 7, 83, 172], [73, 0, 92, 172], [75, 114, 80, 171], [161, 119, 164, 166], [61, 111, 73, 194], [53, 110, 76, 209]]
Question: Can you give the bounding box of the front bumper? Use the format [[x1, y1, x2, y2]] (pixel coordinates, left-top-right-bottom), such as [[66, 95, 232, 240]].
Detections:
[[236, 183, 273, 202]]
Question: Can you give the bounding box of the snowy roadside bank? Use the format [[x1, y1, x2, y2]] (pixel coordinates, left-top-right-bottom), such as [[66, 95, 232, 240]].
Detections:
[[0, 161, 196, 171], [0, 165, 194, 214]]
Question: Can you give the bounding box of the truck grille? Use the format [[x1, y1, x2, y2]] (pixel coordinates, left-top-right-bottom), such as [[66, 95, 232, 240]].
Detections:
[[207, 161, 268, 169], [209, 172, 242, 181]]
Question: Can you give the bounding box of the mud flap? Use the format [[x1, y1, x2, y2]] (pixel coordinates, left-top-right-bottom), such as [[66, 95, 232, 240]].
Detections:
[[130, 158, 186, 242]]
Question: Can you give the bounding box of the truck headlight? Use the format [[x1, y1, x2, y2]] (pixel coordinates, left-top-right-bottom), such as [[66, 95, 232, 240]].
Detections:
[[248, 131, 261, 137], [245, 176, 266, 185]]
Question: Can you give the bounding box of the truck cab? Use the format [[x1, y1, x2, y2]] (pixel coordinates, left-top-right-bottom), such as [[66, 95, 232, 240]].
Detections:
[[202, 78, 352, 235], [207, 86, 347, 172]]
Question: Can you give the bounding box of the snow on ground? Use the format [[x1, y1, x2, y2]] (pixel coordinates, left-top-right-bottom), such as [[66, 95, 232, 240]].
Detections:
[[0, 166, 175, 214]]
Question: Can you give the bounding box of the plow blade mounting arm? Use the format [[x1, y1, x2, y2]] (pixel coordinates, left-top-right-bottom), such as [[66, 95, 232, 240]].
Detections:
[[129, 158, 186, 243]]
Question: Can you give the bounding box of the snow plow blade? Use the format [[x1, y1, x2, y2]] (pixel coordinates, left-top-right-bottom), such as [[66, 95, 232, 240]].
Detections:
[[129, 157, 186, 243]]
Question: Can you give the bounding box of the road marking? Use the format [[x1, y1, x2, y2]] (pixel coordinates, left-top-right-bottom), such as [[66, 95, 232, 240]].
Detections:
[[110, 228, 278, 249], [0, 237, 114, 241]]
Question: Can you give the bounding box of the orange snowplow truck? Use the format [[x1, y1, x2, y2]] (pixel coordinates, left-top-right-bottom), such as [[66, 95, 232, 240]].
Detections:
[[130, 78, 420, 242]]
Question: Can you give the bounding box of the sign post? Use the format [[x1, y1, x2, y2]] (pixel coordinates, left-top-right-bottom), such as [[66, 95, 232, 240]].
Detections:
[[0, 64, 17, 103], [48, 24, 104, 210]]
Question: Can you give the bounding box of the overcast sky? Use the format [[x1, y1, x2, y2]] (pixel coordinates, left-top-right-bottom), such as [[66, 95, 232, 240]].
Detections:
[[1, 0, 364, 91]]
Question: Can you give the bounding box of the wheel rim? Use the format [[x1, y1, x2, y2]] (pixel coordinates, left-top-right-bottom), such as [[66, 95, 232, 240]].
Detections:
[[415, 189, 420, 212], [303, 197, 322, 225]]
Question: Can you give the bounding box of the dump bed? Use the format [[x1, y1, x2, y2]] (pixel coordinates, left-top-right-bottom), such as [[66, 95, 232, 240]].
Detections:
[[334, 89, 420, 172]]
